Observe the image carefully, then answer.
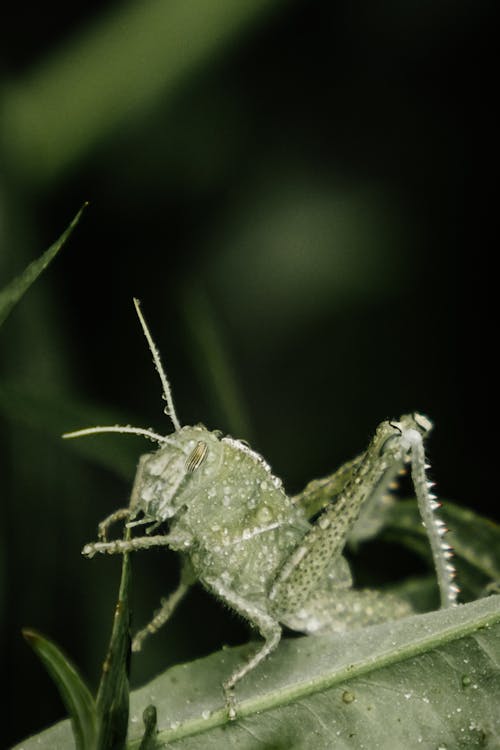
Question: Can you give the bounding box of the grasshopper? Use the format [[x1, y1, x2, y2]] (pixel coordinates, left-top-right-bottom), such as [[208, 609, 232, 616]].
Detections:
[[64, 299, 458, 719]]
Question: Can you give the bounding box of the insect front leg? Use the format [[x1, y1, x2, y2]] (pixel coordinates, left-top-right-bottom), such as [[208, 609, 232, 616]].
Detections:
[[97, 507, 132, 541], [205, 576, 282, 720], [132, 556, 196, 652], [82, 533, 174, 558]]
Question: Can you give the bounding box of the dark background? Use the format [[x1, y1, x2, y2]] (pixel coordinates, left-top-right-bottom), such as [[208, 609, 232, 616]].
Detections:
[[0, 1, 494, 747]]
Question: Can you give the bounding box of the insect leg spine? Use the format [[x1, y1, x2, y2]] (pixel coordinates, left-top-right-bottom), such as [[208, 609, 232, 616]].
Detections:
[[408, 435, 459, 607]]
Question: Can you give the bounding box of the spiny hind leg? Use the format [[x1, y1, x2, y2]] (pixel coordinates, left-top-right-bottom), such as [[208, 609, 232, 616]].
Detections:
[[291, 455, 364, 519], [292, 452, 399, 547], [271, 415, 457, 618]]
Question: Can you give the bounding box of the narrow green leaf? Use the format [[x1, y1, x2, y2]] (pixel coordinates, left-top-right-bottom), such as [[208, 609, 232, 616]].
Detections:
[[95, 539, 132, 750], [16, 595, 500, 749], [22, 629, 97, 750], [0, 204, 87, 328]]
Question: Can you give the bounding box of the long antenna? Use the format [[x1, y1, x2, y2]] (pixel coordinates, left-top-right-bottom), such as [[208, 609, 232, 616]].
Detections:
[[63, 425, 167, 443], [133, 298, 181, 432]]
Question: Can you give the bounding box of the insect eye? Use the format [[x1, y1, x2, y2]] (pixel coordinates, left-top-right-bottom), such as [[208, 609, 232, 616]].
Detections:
[[185, 441, 208, 472], [412, 412, 432, 433]]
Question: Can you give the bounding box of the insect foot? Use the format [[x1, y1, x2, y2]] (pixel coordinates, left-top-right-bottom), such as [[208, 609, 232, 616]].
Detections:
[[65, 299, 458, 719]]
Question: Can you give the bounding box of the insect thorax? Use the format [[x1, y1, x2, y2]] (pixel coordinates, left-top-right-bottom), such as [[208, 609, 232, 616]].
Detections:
[[133, 426, 309, 605]]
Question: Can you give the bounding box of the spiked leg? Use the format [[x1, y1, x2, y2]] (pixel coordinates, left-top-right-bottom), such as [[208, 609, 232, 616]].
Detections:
[[270, 414, 458, 620]]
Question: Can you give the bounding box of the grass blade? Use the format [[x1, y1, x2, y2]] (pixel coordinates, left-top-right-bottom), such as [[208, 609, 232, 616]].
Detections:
[[22, 629, 97, 750], [95, 538, 132, 750], [0, 204, 87, 328]]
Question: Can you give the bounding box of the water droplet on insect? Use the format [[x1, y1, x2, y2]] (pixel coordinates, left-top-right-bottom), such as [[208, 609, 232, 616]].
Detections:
[[257, 505, 272, 523], [202, 709, 211, 720], [462, 674, 471, 687]]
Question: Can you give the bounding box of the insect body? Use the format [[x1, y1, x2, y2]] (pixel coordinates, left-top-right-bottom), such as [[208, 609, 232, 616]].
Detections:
[[65, 299, 458, 719]]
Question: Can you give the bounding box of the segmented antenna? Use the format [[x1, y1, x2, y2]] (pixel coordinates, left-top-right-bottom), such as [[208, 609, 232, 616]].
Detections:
[[63, 300, 181, 443], [63, 425, 167, 443], [410, 438, 459, 608], [133, 298, 181, 432]]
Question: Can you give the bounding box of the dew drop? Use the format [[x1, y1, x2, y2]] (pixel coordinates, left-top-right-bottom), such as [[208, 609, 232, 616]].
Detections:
[[342, 690, 355, 704]]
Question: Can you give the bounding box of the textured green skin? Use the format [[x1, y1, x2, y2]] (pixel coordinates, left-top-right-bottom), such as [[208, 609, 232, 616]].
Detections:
[[84, 414, 451, 714], [131, 426, 310, 612], [76, 302, 453, 715], [126, 423, 414, 632]]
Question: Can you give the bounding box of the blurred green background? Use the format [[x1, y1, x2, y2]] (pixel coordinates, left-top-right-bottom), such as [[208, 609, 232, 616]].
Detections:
[[0, 1, 493, 746]]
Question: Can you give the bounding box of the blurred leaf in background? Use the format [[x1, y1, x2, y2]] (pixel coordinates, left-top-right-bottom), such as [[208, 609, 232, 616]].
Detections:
[[0, 0, 493, 746]]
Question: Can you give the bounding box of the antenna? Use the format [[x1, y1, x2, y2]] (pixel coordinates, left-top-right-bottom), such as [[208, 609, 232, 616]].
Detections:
[[133, 298, 181, 431], [63, 425, 167, 443]]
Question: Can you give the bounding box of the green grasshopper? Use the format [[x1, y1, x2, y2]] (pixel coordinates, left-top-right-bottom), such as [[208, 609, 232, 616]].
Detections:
[[65, 299, 458, 719]]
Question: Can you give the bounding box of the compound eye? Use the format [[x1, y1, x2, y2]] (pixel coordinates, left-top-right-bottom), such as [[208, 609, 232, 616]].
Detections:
[[185, 441, 208, 472], [412, 412, 432, 433]]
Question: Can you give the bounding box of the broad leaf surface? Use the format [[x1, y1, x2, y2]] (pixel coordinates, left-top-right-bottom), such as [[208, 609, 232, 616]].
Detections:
[[15, 595, 500, 750]]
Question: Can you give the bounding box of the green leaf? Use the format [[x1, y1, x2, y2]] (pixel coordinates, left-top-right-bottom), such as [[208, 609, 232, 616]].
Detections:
[[95, 542, 132, 750], [16, 595, 500, 750], [22, 629, 97, 750], [383, 500, 500, 599], [385, 574, 440, 612], [0, 205, 86, 328]]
